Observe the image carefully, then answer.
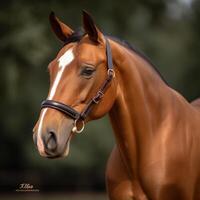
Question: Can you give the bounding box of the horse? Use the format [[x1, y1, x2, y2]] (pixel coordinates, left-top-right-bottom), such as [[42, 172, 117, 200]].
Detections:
[[33, 11, 200, 200]]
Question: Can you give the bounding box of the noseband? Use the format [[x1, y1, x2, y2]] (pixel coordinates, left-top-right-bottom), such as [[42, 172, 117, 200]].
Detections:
[[41, 37, 114, 133]]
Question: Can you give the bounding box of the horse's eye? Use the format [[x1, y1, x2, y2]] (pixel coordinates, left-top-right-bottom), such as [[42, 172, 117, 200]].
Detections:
[[81, 66, 95, 78]]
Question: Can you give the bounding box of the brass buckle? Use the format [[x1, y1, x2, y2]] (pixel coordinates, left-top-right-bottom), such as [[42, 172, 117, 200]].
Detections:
[[93, 91, 104, 104]]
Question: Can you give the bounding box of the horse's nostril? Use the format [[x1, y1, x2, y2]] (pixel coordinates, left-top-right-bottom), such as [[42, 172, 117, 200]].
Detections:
[[46, 130, 57, 151]]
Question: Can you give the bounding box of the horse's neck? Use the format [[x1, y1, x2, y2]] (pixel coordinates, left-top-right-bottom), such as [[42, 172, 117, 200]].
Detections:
[[108, 40, 173, 178]]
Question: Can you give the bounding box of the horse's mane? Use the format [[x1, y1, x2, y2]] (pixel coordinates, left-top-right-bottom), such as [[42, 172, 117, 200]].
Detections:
[[107, 36, 168, 85], [64, 30, 168, 85]]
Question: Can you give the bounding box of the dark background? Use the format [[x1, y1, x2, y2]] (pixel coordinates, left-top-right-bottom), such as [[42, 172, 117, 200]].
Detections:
[[1, 0, 200, 198]]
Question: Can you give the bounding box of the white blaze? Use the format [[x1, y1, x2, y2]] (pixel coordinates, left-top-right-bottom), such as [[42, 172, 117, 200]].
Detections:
[[37, 108, 47, 154], [48, 48, 75, 99], [37, 48, 74, 152]]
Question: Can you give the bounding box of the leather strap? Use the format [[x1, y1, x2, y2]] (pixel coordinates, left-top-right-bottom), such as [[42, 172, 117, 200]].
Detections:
[[105, 38, 113, 70], [41, 100, 80, 120], [80, 70, 113, 119]]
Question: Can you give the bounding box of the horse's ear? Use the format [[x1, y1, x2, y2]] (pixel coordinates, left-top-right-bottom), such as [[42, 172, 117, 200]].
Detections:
[[82, 10, 104, 44], [49, 12, 74, 43]]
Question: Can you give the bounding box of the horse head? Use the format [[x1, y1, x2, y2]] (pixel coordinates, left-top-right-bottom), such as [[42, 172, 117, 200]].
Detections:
[[33, 11, 117, 158]]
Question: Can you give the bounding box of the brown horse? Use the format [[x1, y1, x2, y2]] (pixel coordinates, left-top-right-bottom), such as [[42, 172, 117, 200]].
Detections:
[[33, 11, 200, 200]]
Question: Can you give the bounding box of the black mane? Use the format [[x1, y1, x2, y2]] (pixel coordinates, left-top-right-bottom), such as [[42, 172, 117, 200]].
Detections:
[[64, 29, 85, 45], [64, 30, 168, 85]]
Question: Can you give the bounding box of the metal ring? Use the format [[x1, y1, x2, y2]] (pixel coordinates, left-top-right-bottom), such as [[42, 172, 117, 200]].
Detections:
[[108, 69, 115, 78], [72, 119, 85, 134]]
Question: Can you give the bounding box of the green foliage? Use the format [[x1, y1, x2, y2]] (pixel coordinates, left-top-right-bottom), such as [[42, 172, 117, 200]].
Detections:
[[1, 0, 200, 193]]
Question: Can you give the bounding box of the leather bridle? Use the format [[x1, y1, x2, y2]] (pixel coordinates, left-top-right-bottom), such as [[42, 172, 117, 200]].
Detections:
[[41, 37, 115, 133]]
